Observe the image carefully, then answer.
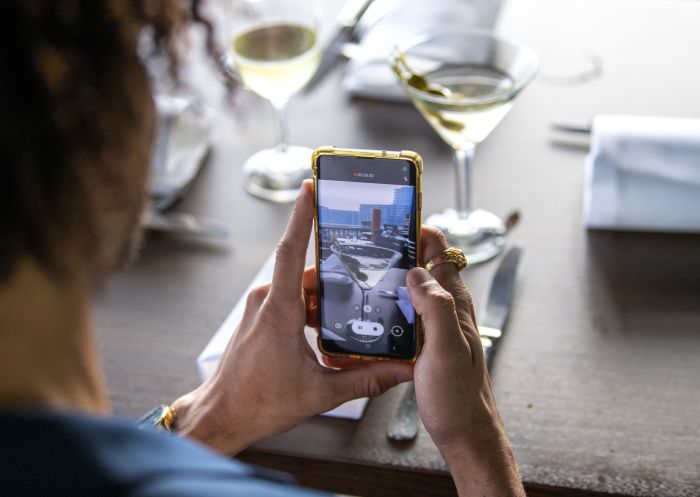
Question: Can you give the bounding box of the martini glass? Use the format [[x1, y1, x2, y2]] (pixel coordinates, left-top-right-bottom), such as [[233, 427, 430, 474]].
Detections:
[[391, 31, 538, 264], [331, 240, 401, 341]]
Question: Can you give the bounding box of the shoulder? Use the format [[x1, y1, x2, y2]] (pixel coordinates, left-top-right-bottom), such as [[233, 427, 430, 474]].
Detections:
[[0, 410, 327, 497]]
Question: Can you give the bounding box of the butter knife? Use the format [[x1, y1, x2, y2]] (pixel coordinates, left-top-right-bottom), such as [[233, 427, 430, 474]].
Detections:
[[387, 245, 523, 442]]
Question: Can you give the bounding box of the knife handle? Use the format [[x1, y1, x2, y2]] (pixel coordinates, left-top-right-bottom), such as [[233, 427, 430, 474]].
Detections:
[[484, 344, 494, 370], [480, 336, 495, 371], [387, 383, 419, 442]]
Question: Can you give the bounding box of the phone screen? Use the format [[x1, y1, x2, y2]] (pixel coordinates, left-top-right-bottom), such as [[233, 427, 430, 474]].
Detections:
[[315, 153, 419, 360]]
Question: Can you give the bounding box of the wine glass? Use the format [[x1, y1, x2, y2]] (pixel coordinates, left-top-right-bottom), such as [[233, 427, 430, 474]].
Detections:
[[227, 0, 320, 203], [391, 31, 538, 264]]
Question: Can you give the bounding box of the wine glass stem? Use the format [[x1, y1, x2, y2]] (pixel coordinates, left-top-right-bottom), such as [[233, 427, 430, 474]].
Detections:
[[272, 100, 289, 153], [454, 146, 475, 218]]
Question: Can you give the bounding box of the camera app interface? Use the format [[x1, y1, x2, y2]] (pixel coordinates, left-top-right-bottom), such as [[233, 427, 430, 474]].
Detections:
[[316, 155, 417, 359]]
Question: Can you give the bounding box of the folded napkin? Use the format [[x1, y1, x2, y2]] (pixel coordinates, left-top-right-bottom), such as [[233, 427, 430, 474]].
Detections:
[[150, 95, 212, 198], [584, 115, 700, 232], [343, 0, 503, 101], [197, 241, 370, 420]]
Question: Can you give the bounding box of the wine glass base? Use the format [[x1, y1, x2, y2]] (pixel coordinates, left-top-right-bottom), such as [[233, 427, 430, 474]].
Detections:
[[424, 208, 506, 265], [243, 145, 313, 203]]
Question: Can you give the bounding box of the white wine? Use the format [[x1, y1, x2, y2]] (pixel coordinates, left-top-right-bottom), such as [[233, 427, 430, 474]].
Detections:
[[233, 23, 320, 103], [407, 66, 515, 150]]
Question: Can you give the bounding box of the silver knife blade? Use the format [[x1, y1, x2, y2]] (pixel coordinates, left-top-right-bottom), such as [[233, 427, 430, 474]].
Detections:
[[337, 0, 376, 28], [387, 246, 523, 441], [479, 245, 523, 340], [353, 0, 399, 39], [480, 245, 522, 369], [303, 0, 375, 92]]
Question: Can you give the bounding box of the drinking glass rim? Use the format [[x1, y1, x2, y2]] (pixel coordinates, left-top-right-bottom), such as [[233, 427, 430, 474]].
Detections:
[[391, 29, 539, 106], [332, 242, 402, 260]]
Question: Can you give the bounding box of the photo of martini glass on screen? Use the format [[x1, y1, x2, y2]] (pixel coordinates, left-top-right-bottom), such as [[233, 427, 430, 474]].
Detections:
[[317, 180, 417, 358]]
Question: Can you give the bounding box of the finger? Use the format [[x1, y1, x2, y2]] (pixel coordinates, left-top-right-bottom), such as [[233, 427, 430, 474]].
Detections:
[[421, 226, 464, 291], [302, 266, 319, 327], [305, 300, 319, 328], [270, 180, 314, 299], [302, 265, 317, 294], [325, 362, 414, 403], [407, 267, 471, 353], [420, 226, 475, 319]]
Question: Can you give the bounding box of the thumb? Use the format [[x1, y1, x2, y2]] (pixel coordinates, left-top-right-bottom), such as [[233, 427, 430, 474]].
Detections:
[[328, 362, 414, 404], [407, 267, 464, 350]]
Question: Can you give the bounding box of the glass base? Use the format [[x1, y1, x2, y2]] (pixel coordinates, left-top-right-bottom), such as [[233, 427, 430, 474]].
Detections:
[[243, 145, 313, 203], [424, 208, 506, 265]]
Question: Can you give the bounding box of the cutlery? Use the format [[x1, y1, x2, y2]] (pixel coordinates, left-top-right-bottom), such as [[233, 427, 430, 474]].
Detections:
[[303, 0, 377, 92], [351, 0, 398, 39], [549, 120, 591, 150], [386, 383, 419, 442], [478, 245, 523, 369], [387, 245, 523, 441], [142, 210, 231, 240], [551, 119, 592, 134]]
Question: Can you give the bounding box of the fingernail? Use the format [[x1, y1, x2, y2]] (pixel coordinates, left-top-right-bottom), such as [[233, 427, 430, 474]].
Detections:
[[409, 267, 433, 286], [298, 180, 309, 195], [396, 370, 413, 383]]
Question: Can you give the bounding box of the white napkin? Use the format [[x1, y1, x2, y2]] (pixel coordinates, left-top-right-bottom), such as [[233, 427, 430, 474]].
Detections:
[[584, 115, 700, 232], [342, 0, 503, 101], [150, 95, 212, 198], [197, 241, 370, 420]]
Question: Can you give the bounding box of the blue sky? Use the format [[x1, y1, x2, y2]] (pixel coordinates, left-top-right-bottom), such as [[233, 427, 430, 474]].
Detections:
[[318, 180, 411, 211]]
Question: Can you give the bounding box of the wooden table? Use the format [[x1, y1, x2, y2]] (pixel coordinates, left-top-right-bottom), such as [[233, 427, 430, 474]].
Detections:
[[93, 1, 700, 496]]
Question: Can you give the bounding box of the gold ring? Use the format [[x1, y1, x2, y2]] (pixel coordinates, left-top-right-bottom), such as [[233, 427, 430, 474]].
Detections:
[[425, 247, 468, 272]]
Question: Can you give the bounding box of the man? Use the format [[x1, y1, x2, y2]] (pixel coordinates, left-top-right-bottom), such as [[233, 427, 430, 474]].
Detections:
[[0, 1, 525, 496]]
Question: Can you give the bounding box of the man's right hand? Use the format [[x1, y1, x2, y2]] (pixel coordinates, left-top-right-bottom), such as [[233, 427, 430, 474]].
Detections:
[[407, 227, 525, 497]]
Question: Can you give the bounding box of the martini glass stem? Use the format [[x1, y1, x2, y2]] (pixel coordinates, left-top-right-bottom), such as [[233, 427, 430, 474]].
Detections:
[[272, 99, 289, 153], [454, 146, 475, 218], [361, 291, 368, 321]]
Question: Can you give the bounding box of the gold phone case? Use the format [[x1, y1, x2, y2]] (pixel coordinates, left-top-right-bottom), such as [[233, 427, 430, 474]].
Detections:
[[311, 146, 423, 363]]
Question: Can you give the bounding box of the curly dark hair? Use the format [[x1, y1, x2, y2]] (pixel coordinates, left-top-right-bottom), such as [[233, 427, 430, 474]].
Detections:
[[0, 0, 214, 286]]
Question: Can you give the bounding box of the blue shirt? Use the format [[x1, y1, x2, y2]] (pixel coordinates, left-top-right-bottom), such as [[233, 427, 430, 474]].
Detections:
[[0, 410, 327, 497]]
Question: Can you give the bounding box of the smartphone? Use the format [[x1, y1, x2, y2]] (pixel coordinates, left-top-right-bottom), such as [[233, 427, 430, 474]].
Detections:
[[312, 146, 422, 362]]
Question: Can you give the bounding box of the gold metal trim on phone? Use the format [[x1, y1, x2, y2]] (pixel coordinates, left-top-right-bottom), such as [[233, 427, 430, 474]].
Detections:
[[311, 146, 423, 363]]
